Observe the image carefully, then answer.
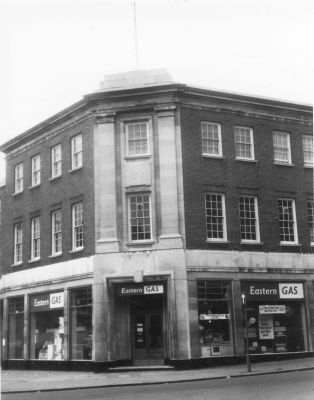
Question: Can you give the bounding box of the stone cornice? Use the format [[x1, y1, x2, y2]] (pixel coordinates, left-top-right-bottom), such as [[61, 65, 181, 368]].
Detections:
[[94, 112, 116, 124], [5, 111, 93, 159], [180, 102, 312, 125], [0, 272, 93, 294]]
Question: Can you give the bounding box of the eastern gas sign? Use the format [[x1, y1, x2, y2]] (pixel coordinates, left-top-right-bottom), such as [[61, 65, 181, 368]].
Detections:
[[242, 282, 304, 300], [30, 292, 64, 311], [116, 284, 164, 296]]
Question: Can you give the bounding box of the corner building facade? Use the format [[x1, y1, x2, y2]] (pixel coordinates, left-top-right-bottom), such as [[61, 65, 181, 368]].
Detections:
[[0, 70, 313, 369]]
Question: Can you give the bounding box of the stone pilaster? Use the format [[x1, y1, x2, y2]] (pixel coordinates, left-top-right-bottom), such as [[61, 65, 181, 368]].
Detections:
[[94, 113, 119, 253]]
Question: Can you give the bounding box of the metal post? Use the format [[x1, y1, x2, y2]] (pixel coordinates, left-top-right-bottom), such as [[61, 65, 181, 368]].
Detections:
[[242, 293, 251, 373]]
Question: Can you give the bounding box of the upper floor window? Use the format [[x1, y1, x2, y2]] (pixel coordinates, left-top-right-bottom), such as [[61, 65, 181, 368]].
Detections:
[[128, 194, 152, 241], [14, 163, 23, 194], [302, 135, 313, 167], [14, 223, 23, 264], [31, 155, 41, 187], [273, 132, 291, 164], [31, 217, 40, 261], [201, 122, 222, 157], [72, 202, 83, 250], [234, 126, 254, 160], [51, 144, 62, 178], [126, 122, 149, 156], [277, 198, 298, 244], [205, 193, 227, 241], [307, 200, 314, 245], [71, 134, 83, 170], [239, 196, 260, 242], [52, 209, 62, 255]]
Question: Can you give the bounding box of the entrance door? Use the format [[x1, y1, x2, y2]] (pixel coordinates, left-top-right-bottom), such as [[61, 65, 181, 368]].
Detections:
[[132, 297, 164, 366]]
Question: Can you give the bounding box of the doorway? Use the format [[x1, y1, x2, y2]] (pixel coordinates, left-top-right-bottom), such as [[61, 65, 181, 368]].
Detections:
[[131, 295, 164, 366]]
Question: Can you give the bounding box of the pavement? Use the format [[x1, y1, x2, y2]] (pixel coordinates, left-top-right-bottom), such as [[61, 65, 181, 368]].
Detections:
[[2, 356, 314, 394]]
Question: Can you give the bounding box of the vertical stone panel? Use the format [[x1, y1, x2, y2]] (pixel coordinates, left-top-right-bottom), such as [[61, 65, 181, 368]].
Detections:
[[94, 114, 119, 253], [23, 294, 29, 360], [305, 281, 314, 352], [156, 107, 182, 248], [233, 279, 245, 354]]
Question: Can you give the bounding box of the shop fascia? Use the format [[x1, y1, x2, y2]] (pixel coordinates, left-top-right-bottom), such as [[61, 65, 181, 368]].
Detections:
[[30, 292, 64, 311], [242, 282, 304, 301], [116, 283, 164, 296]]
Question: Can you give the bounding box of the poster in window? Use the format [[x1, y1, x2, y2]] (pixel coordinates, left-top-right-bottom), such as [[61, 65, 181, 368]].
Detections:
[[259, 315, 274, 339]]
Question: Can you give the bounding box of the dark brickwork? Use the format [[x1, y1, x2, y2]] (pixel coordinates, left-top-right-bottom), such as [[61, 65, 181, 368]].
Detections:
[[0, 116, 95, 274], [180, 104, 313, 253]]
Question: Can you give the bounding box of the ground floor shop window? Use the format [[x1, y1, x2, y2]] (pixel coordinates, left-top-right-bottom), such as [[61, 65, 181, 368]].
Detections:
[[8, 297, 24, 359], [246, 302, 306, 353], [29, 292, 65, 360], [30, 309, 64, 360], [197, 281, 233, 357], [70, 286, 92, 360]]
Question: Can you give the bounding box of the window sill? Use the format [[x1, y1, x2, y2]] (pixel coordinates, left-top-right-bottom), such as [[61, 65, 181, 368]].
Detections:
[[49, 175, 62, 182], [12, 191, 23, 197], [241, 241, 264, 245], [274, 162, 295, 167], [29, 184, 41, 190], [304, 164, 313, 169], [279, 243, 301, 247], [69, 247, 84, 253], [235, 158, 257, 163], [69, 166, 83, 174], [202, 154, 225, 159], [127, 240, 155, 246], [28, 258, 41, 263], [11, 262, 23, 267], [124, 154, 151, 160], [206, 240, 230, 244], [49, 253, 62, 258]]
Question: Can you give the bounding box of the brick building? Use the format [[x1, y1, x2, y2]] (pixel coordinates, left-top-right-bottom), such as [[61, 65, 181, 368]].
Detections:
[[0, 70, 313, 369]]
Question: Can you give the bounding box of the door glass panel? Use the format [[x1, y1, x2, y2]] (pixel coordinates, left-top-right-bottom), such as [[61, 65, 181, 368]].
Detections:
[[134, 316, 146, 348], [150, 315, 162, 349]]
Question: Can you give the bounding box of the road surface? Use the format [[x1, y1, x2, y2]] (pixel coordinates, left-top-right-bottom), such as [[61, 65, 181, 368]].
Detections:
[[3, 369, 314, 400]]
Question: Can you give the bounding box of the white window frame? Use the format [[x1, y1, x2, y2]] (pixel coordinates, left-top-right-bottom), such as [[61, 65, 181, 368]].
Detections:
[[234, 126, 255, 160], [52, 209, 62, 255], [205, 193, 227, 242], [273, 132, 292, 164], [128, 193, 152, 242], [30, 217, 40, 261], [238, 195, 260, 242], [31, 154, 41, 187], [14, 163, 23, 194], [277, 198, 298, 244], [51, 144, 62, 178], [307, 200, 314, 245], [14, 223, 23, 265], [302, 135, 313, 167], [201, 122, 222, 157], [72, 202, 84, 251], [126, 121, 149, 157], [71, 134, 83, 170]]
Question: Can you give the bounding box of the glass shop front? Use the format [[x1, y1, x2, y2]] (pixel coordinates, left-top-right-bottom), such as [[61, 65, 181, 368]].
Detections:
[[241, 281, 307, 354], [29, 292, 65, 360]]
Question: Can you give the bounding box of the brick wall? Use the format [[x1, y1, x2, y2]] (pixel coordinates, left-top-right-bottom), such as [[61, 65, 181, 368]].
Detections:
[[0, 116, 95, 275], [180, 104, 313, 253]]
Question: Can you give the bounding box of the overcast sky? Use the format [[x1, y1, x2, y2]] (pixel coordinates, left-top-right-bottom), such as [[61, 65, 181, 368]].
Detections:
[[0, 0, 313, 184]]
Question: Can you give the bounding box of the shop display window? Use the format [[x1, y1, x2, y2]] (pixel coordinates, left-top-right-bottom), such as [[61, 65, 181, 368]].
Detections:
[[8, 297, 24, 359], [30, 309, 64, 360], [197, 281, 233, 357], [246, 302, 305, 353], [70, 286, 92, 360]]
